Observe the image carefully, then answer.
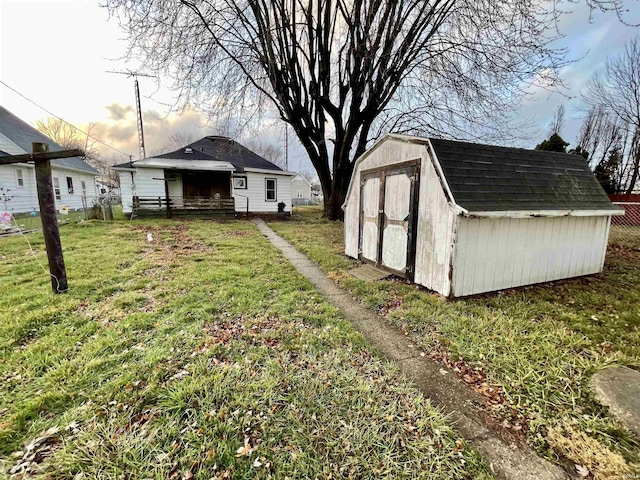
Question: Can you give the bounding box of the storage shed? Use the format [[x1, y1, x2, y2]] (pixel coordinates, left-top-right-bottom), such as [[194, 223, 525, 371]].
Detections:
[[343, 134, 624, 297]]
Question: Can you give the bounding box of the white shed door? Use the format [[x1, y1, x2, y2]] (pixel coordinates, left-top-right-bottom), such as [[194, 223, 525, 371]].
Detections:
[[360, 175, 380, 263], [358, 161, 420, 279], [381, 172, 412, 272]]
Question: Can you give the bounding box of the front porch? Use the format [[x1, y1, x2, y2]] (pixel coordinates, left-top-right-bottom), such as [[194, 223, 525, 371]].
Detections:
[[132, 169, 236, 218]]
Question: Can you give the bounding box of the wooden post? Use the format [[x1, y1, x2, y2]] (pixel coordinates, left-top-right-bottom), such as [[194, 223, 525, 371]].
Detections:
[[164, 179, 172, 219], [32, 142, 68, 293]]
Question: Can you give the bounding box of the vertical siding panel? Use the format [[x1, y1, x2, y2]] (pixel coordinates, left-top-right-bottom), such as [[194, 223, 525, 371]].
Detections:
[[557, 216, 572, 280], [542, 217, 556, 282], [472, 220, 490, 294], [504, 218, 518, 288], [561, 217, 575, 278], [481, 219, 500, 292], [588, 216, 602, 274], [461, 219, 479, 296], [576, 217, 590, 276], [452, 218, 467, 297], [491, 218, 508, 291], [567, 216, 581, 278]]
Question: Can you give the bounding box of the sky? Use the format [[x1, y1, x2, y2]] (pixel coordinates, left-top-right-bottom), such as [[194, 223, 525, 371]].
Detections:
[[1, 0, 639, 176]]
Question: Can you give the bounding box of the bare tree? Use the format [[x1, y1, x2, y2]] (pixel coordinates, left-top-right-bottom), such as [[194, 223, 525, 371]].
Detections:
[[34, 117, 114, 178], [548, 105, 565, 137], [105, 0, 632, 219], [243, 138, 285, 169], [583, 37, 640, 193]]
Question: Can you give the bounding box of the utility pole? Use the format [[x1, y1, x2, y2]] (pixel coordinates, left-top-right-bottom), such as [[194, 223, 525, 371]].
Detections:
[[107, 70, 155, 159], [284, 123, 289, 171], [0, 143, 84, 293]]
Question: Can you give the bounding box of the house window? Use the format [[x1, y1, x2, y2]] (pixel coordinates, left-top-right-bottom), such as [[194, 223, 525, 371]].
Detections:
[[233, 176, 247, 189], [297, 189, 303, 198], [265, 178, 277, 201], [53, 177, 61, 200], [66, 176, 74, 194], [15, 168, 24, 188], [81, 180, 87, 197]]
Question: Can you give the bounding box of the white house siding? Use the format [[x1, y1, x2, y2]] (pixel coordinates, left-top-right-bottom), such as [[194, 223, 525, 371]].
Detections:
[[344, 137, 426, 259], [291, 175, 312, 204], [412, 151, 456, 296], [451, 215, 611, 297], [118, 168, 165, 214], [0, 164, 98, 215], [233, 172, 291, 213]]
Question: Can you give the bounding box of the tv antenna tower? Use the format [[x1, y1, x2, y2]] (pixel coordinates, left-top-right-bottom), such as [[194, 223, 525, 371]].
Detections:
[[106, 69, 155, 159]]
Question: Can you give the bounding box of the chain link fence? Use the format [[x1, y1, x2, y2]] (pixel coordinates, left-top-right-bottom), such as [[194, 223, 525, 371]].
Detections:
[[609, 202, 640, 249]]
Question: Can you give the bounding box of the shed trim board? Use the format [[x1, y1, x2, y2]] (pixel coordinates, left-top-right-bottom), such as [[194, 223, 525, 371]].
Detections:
[[343, 134, 620, 297]]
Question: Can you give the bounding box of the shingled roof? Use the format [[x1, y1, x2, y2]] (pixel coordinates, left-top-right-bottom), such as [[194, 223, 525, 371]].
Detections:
[[115, 136, 284, 172], [429, 138, 620, 212], [0, 106, 99, 175]]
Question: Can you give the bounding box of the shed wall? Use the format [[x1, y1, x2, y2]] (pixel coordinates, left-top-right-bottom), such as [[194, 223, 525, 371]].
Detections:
[[451, 215, 611, 296], [412, 151, 456, 296]]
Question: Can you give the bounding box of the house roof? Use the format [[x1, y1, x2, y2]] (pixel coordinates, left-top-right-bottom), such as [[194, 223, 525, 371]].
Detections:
[[428, 138, 620, 212], [114, 136, 287, 173], [0, 106, 99, 175]]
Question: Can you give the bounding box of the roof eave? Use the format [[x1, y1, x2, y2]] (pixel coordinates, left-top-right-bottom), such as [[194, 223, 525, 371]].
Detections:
[[461, 208, 625, 218]]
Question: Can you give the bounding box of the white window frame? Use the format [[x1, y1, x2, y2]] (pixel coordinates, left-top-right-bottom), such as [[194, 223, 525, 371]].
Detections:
[[15, 168, 24, 188], [81, 180, 87, 197], [233, 176, 247, 189], [265, 178, 277, 202], [297, 189, 303, 198], [66, 176, 74, 194], [53, 177, 61, 201]]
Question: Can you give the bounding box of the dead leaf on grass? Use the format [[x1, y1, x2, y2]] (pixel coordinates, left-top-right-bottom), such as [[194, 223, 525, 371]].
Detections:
[[236, 436, 254, 457]]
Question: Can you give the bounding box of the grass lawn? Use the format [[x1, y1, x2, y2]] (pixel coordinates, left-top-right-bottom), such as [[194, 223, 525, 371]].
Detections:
[[271, 207, 640, 479], [0, 218, 492, 479]]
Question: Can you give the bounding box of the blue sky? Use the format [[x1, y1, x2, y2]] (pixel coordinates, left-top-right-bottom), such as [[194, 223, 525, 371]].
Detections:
[[0, 0, 639, 175]]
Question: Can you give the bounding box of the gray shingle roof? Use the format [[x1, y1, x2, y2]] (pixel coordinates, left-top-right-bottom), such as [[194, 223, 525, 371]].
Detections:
[[429, 138, 619, 212], [0, 106, 99, 175], [114, 136, 284, 172]]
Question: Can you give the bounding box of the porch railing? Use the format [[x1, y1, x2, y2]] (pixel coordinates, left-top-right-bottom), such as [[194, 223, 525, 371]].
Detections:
[[132, 196, 235, 218]]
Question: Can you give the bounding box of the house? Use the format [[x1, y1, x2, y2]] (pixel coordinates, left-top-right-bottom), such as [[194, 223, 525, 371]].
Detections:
[[96, 179, 120, 196], [114, 136, 295, 217], [291, 174, 313, 205], [343, 134, 624, 297], [0, 106, 99, 215]]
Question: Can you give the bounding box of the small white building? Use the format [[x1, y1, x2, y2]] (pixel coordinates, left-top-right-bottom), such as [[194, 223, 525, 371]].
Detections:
[[0, 106, 99, 215], [343, 134, 624, 297], [291, 174, 313, 205], [114, 136, 295, 216]]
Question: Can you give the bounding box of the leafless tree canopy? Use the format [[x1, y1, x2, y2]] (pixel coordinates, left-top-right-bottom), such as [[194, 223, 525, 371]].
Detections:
[[548, 105, 566, 138], [35, 117, 121, 186], [582, 37, 640, 193], [105, 0, 632, 218]]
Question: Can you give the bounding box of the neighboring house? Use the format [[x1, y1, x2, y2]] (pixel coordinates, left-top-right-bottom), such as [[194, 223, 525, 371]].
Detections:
[[114, 136, 295, 216], [96, 179, 120, 196], [343, 134, 624, 297], [0, 106, 99, 215], [291, 174, 313, 205]]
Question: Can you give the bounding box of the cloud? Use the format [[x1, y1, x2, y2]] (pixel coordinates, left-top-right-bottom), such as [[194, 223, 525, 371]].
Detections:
[[105, 103, 134, 121]]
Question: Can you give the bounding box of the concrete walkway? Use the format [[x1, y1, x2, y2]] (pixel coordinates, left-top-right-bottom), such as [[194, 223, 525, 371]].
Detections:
[[253, 219, 568, 480]]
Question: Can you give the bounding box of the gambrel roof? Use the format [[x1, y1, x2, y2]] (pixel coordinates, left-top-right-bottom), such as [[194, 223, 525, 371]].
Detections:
[[0, 106, 99, 175], [428, 138, 620, 212]]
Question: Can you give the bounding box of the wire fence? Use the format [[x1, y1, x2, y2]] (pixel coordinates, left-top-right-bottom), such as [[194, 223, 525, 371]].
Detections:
[[1, 194, 118, 234], [609, 202, 640, 249]]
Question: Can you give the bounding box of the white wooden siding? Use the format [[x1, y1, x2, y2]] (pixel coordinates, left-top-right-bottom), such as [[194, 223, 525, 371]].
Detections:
[[119, 168, 165, 213], [0, 164, 97, 215], [290, 175, 312, 201], [451, 215, 611, 296], [413, 149, 456, 296], [233, 172, 291, 213]]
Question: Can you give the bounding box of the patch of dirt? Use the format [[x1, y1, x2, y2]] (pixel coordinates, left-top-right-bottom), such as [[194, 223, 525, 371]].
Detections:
[[135, 224, 213, 266], [223, 230, 253, 238], [204, 316, 293, 349]]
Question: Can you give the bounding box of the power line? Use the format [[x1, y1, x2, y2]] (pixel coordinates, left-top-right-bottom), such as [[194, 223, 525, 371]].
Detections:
[[0, 79, 133, 158]]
